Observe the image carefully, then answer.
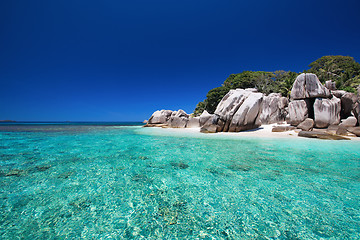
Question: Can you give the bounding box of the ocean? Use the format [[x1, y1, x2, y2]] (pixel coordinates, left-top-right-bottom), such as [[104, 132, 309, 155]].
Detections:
[[0, 123, 359, 239]]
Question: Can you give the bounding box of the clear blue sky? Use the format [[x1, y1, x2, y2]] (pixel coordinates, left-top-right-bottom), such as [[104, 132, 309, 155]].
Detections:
[[1, 0, 359, 121]]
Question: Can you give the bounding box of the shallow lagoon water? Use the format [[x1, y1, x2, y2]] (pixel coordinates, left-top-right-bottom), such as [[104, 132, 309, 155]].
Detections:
[[0, 124, 359, 239]]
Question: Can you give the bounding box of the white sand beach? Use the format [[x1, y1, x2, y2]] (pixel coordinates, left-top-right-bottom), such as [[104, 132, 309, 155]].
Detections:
[[140, 124, 360, 141]]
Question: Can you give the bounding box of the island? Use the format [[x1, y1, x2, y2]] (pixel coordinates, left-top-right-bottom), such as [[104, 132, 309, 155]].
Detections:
[[144, 56, 360, 140]]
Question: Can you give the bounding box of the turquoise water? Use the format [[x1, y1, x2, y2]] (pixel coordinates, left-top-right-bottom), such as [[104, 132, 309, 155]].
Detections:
[[0, 124, 359, 239]]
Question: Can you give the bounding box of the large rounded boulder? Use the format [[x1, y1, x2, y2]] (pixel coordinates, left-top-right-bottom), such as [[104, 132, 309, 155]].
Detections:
[[290, 73, 331, 100]]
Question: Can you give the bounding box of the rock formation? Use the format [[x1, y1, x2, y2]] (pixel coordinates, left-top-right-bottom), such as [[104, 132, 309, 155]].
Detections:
[[340, 92, 358, 119], [148, 110, 173, 124], [313, 97, 341, 128], [187, 117, 200, 128], [169, 110, 189, 128], [227, 91, 263, 132], [145, 72, 359, 138], [199, 110, 213, 127], [200, 88, 264, 133], [259, 93, 288, 124], [290, 73, 331, 100], [288, 100, 308, 126], [297, 118, 314, 131], [325, 80, 336, 90]]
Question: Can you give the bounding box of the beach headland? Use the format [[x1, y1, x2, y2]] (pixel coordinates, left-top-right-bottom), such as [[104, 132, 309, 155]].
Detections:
[[145, 73, 360, 140]]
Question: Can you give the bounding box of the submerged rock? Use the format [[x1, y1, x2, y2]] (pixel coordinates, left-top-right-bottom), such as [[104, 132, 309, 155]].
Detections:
[[170, 161, 189, 169], [5, 169, 25, 177], [290, 73, 331, 100]]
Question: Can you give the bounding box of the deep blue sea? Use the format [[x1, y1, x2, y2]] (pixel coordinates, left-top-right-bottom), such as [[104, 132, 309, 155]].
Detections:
[[0, 123, 359, 239]]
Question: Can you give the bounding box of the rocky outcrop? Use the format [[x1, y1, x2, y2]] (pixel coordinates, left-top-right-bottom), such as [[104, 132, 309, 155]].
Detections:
[[198, 89, 265, 133], [313, 97, 341, 128], [340, 92, 358, 119], [272, 125, 295, 132], [354, 101, 360, 125], [145, 73, 358, 138], [331, 90, 347, 98], [187, 117, 200, 128], [200, 124, 217, 133], [148, 110, 173, 124], [288, 100, 308, 126], [290, 73, 331, 100], [325, 80, 336, 90], [227, 91, 263, 132], [199, 110, 213, 127], [340, 116, 357, 127], [298, 131, 350, 140], [260, 93, 288, 124], [169, 110, 189, 128], [297, 118, 314, 131], [347, 127, 360, 137]]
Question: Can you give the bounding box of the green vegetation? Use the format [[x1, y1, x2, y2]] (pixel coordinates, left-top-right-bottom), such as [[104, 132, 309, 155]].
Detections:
[[305, 55, 360, 93], [194, 55, 360, 116]]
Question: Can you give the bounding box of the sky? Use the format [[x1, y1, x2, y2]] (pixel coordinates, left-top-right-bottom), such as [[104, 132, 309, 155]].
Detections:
[[1, 0, 360, 121]]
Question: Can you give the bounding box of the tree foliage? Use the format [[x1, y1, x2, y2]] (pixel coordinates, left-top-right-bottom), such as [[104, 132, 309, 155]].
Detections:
[[193, 70, 296, 115], [306, 55, 360, 92], [193, 55, 360, 115]]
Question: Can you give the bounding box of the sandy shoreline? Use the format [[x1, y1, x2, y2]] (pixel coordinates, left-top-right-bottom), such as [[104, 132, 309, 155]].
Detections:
[[140, 124, 360, 141]]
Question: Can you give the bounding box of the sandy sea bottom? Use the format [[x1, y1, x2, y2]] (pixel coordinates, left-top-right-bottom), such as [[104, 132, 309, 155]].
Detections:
[[0, 124, 359, 239]]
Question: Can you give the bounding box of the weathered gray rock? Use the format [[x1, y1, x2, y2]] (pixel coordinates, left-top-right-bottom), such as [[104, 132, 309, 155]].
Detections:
[[340, 116, 357, 127], [187, 117, 200, 128], [297, 118, 314, 131], [200, 124, 217, 133], [228, 92, 263, 132], [298, 131, 350, 140], [213, 89, 265, 132], [288, 100, 308, 126], [325, 80, 336, 90], [214, 89, 252, 128], [290, 73, 331, 100], [354, 101, 360, 125], [199, 110, 213, 127], [148, 110, 173, 124], [336, 126, 349, 136], [260, 93, 288, 124], [331, 90, 347, 98], [340, 92, 358, 119], [326, 125, 339, 134], [347, 126, 360, 137], [169, 109, 189, 128], [314, 97, 341, 128], [143, 123, 168, 128], [272, 126, 295, 132]]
